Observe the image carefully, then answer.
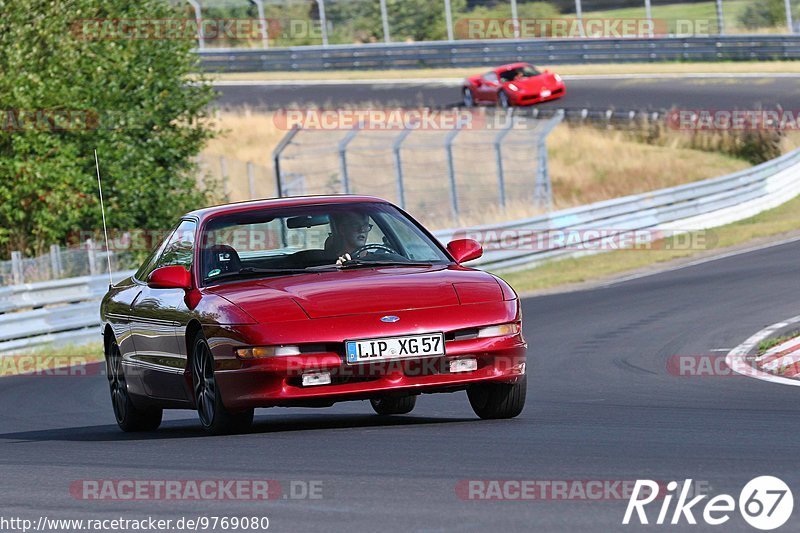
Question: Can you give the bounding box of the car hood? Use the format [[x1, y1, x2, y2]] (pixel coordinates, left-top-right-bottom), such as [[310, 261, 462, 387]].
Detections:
[[206, 265, 504, 320], [508, 73, 559, 92]]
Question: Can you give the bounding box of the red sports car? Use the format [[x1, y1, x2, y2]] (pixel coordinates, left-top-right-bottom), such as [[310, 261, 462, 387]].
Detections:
[[101, 196, 527, 434], [462, 62, 566, 108]]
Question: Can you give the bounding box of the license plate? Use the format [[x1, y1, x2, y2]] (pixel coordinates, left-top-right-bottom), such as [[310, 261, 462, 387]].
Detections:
[[345, 333, 445, 364], [540, 90, 552, 98]]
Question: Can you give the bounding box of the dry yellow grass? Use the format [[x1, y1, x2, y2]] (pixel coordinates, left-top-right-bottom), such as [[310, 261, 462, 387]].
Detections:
[[201, 110, 751, 228]]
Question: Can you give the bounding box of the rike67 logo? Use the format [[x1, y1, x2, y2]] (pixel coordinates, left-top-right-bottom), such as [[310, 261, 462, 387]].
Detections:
[[623, 476, 793, 530]]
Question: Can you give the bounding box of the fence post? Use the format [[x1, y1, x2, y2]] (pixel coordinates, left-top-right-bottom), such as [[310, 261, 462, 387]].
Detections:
[[338, 127, 361, 194], [574, 0, 585, 37], [11, 251, 23, 285], [316, 0, 329, 46], [86, 239, 98, 276], [493, 110, 515, 211], [785, 0, 794, 33], [392, 128, 413, 209], [715, 0, 724, 34], [50, 244, 62, 279], [186, 0, 204, 49], [219, 156, 230, 200], [272, 126, 301, 198], [444, 123, 463, 222], [380, 0, 391, 43], [644, 0, 652, 22], [535, 110, 564, 211], [444, 0, 454, 41], [247, 162, 257, 199], [250, 0, 270, 48], [510, 0, 520, 39]]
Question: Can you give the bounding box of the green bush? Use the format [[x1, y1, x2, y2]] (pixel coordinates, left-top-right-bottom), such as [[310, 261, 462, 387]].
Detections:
[[0, 0, 216, 257], [739, 0, 786, 29]]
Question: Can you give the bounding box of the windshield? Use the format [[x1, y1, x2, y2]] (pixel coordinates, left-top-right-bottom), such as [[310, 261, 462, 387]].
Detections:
[[499, 65, 541, 82], [199, 202, 451, 285]]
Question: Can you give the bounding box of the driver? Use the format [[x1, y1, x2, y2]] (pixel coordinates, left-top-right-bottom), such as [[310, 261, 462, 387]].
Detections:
[[328, 211, 373, 264]]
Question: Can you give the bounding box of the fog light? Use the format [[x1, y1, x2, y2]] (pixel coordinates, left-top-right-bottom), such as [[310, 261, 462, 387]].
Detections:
[[302, 372, 331, 387], [449, 358, 478, 373]]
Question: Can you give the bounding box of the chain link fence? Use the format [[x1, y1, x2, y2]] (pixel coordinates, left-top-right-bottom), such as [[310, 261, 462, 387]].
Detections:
[[0, 243, 139, 287]]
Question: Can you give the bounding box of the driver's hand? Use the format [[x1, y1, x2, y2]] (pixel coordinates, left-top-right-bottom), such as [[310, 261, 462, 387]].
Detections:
[[336, 253, 352, 265]]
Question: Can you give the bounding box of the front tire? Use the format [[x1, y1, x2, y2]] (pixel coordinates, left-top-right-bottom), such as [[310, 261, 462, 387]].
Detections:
[[106, 339, 162, 432], [370, 396, 416, 415], [192, 333, 254, 435], [467, 376, 526, 419]]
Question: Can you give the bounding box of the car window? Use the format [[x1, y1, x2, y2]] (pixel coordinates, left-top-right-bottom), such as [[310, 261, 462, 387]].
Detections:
[[138, 220, 196, 280], [482, 72, 498, 83], [199, 203, 451, 285]]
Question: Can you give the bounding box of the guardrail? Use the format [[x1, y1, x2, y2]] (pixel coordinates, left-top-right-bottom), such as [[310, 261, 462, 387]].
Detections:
[[433, 147, 800, 271], [198, 35, 800, 72], [2, 144, 800, 353], [0, 271, 135, 353]]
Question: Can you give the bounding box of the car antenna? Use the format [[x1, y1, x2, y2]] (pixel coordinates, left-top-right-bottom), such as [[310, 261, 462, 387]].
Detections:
[[94, 149, 114, 290]]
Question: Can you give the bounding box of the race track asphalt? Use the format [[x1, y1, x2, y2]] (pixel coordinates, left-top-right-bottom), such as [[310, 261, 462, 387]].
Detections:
[[1, 238, 799, 532], [214, 76, 800, 112]]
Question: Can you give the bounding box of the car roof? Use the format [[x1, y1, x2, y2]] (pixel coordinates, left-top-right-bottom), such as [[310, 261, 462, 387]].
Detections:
[[183, 194, 390, 224], [495, 62, 532, 71]]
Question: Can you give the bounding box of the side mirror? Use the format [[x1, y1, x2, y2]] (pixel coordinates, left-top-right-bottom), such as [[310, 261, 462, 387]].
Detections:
[[147, 265, 192, 290], [447, 239, 483, 263]]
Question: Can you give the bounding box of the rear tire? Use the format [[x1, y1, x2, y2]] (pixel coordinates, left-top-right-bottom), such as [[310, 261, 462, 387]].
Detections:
[[370, 395, 416, 415], [498, 91, 511, 109], [192, 333, 254, 435], [467, 376, 526, 419], [463, 87, 474, 107], [106, 338, 162, 432]]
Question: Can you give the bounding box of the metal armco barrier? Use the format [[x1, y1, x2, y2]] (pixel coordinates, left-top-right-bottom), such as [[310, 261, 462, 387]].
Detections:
[[433, 147, 800, 271], [198, 35, 800, 72], [3, 145, 800, 353]]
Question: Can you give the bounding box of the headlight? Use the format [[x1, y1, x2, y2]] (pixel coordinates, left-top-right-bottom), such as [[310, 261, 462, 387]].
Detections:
[[508, 83, 519, 91], [476, 322, 521, 338], [236, 345, 301, 359], [554, 73, 562, 82]]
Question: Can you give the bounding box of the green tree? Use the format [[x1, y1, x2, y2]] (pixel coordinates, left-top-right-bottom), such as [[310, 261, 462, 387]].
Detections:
[[0, 0, 216, 257]]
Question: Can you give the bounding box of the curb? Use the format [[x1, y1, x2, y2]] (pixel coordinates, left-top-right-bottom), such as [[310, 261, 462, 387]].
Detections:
[[726, 315, 800, 387]]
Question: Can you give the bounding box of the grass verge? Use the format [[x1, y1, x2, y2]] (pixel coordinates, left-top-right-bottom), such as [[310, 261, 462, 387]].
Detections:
[[758, 332, 800, 355], [208, 61, 800, 82], [499, 193, 800, 294]]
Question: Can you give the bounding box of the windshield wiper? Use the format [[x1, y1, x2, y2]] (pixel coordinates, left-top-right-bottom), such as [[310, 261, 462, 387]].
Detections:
[[336, 260, 435, 269], [204, 266, 334, 283]]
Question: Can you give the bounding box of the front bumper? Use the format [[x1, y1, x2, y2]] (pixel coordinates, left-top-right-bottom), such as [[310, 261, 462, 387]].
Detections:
[[511, 85, 566, 106], [215, 335, 526, 410]]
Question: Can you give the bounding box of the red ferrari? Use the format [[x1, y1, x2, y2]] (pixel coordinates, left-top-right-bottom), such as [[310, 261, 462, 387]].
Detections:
[[101, 196, 527, 434], [462, 62, 566, 108]]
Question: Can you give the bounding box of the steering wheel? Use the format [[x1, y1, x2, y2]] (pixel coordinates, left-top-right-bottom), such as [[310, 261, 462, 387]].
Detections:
[[351, 243, 399, 258]]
